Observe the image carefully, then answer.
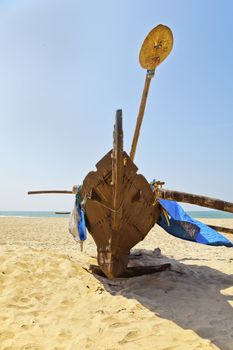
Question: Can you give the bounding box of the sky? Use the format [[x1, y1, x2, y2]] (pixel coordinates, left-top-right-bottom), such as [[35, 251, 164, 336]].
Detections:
[[0, 0, 233, 211]]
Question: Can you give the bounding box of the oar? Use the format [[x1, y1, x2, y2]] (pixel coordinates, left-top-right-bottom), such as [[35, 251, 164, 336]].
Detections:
[[28, 186, 78, 195], [158, 188, 233, 214], [208, 225, 233, 235], [130, 24, 173, 161], [55, 212, 71, 215], [28, 190, 73, 195]]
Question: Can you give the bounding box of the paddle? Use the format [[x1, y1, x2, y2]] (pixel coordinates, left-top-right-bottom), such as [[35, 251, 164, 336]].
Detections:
[[130, 24, 173, 161]]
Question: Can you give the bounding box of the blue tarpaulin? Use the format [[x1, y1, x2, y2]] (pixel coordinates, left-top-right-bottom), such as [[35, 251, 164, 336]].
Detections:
[[158, 199, 233, 247]]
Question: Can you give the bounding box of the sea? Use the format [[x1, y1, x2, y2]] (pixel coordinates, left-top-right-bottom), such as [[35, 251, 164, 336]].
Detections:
[[0, 211, 233, 219]]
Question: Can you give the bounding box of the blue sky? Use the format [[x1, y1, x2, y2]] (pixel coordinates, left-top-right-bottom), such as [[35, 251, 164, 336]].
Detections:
[[1, 0, 233, 211]]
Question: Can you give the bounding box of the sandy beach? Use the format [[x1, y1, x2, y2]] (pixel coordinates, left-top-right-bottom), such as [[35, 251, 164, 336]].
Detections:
[[0, 217, 232, 350]]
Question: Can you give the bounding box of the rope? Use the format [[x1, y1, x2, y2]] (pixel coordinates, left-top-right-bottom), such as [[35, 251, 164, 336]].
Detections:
[[150, 179, 170, 226], [92, 197, 124, 213], [162, 208, 170, 226], [147, 69, 155, 78]]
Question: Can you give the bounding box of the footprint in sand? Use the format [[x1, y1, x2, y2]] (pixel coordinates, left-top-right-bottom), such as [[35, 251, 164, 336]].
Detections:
[[30, 293, 44, 301], [119, 330, 140, 344], [21, 344, 40, 350], [110, 322, 130, 328], [19, 297, 31, 303], [20, 324, 30, 330], [58, 330, 72, 339], [0, 331, 15, 341]]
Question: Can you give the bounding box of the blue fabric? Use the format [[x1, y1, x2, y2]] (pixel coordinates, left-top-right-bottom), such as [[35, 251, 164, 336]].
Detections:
[[77, 206, 86, 241], [158, 199, 233, 247], [75, 190, 87, 242]]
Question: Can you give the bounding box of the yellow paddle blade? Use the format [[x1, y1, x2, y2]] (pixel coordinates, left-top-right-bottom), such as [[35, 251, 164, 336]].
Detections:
[[139, 24, 173, 70]]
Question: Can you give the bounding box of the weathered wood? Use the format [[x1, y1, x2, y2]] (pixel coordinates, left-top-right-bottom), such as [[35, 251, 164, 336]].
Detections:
[[55, 212, 71, 215], [81, 148, 161, 279], [28, 190, 72, 195], [130, 74, 152, 161], [139, 24, 174, 70], [112, 110, 123, 231], [208, 225, 233, 235], [158, 189, 233, 213]]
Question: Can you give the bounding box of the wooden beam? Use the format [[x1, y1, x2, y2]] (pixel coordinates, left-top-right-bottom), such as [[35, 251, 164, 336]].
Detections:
[[55, 212, 71, 215], [28, 190, 73, 195], [158, 189, 233, 213], [130, 74, 152, 161], [208, 225, 233, 235], [112, 110, 123, 230]]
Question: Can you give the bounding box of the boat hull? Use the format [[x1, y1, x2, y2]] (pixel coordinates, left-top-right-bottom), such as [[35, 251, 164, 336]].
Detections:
[[80, 150, 160, 278]]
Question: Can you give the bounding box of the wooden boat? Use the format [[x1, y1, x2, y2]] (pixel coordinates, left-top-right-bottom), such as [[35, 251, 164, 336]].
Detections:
[[28, 25, 233, 279]]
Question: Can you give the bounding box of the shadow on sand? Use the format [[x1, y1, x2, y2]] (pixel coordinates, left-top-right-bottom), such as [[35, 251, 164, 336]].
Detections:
[[94, 249, 233, 350]]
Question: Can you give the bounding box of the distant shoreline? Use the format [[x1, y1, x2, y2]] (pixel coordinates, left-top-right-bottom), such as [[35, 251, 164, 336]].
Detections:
[[1, 211, 233, 219]]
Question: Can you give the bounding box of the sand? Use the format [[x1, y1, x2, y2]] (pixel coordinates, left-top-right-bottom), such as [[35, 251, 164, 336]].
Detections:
[[0, 217, 232, 350]]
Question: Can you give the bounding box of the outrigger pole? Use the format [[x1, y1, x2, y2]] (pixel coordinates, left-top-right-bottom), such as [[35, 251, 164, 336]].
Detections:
[[130, 24, 173, 161], [158, 188, 233, 214], [28, 190, 72, 195], [28, 186, 78, 196]]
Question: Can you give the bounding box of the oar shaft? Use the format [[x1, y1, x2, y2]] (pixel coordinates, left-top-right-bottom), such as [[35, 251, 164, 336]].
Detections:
[[28, 190, 73, 195], [130, 73, 153, 161], [208, 225, 233, 235], [158, 189, 233, 213]]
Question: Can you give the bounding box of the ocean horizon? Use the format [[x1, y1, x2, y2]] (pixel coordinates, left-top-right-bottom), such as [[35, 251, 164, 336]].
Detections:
[[1, 210, 233, 219]]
